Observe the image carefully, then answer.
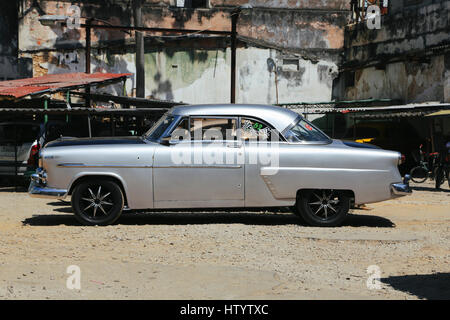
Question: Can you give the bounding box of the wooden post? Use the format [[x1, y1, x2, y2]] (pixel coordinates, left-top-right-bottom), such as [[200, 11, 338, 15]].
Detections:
[[429, 117, 435, 153], [87, 115, 92, 138], [86, 19, 91, 74], [133, 0, 145, 98]]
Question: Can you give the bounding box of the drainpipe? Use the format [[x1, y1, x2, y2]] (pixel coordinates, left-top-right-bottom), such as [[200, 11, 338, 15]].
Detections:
[[133, 0, 145, 98], [44, 99, 48, 124], [230, 10, 238, 104]]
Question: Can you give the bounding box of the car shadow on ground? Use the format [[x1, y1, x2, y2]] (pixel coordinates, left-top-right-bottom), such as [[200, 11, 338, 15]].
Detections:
[[411, 186, 450, 193], [381, 273, 450, 300], [0, 186, 28, 192], [22, 206, 395, 228]]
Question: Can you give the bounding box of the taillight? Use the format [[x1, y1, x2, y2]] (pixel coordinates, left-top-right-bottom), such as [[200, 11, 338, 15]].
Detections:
[[27, 143, 40, 166], [398, 153, 406, 165]]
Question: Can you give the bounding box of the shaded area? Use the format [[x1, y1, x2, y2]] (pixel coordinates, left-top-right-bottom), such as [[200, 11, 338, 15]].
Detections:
[[381, 273, 450, 300], [0, 183, 28, 191], [411, 186, 450, 193], [22, 207, 394, 228]]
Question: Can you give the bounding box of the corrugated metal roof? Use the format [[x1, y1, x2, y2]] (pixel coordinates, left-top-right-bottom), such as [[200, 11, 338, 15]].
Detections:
[[0, 107, 167, 114], [425, 110, 450, 117], [0, 108, 169, 115], [0, 73, 131, 99], [289, 102, 450, 115]]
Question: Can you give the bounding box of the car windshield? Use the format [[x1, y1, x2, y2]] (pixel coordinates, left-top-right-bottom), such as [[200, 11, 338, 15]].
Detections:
[[284, 117, 331, 143], [142, 114, 175, 142]]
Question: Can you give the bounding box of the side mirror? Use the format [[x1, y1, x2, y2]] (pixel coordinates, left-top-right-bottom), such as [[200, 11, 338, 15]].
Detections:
[[160, 136, 172, 146], [160, 135, 183, 146]]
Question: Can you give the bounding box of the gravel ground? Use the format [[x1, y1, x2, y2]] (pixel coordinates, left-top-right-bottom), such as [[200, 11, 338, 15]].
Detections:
[[0, 181, 449, 300]]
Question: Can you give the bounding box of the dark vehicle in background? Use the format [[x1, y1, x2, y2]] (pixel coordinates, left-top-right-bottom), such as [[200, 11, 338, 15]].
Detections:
[[1, 116, 154, 185], [0, 122, 41, 179], [343, 121, 422, 175], [0, 120, 88, 182]]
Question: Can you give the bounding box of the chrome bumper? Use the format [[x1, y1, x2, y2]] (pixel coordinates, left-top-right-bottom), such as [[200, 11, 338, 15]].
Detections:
[[28, 169, 67, 199], [391, 174, 412, 196]]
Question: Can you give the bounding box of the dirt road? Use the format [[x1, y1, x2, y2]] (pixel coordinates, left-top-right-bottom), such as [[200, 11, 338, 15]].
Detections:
[[0, 181, 449, 299]]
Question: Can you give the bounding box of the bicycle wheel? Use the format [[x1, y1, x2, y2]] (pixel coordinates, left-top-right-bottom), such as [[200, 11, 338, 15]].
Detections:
[[410, 166, 428, 183], [435, 166, 444, 189]]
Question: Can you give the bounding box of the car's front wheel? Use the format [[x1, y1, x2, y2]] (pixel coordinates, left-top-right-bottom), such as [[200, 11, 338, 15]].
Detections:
[[295, 189, 350, 227], [71, 179, 124, 226]]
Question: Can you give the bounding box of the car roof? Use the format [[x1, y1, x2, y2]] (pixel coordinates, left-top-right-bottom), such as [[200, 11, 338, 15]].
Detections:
[[169, 104, 300, 132]]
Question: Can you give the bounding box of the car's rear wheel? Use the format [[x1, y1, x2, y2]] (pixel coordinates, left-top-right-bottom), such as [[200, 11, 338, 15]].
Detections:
[[296, 189, 350, 227], [71, 179, 124, 226]]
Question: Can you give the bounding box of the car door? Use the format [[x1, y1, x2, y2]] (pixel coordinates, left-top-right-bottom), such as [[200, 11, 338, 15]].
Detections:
[[240, 117, 289, 207], [153, 116, 245, 208]]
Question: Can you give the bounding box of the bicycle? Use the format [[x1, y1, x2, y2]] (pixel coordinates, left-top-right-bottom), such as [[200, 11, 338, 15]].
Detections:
[[435, 154, 450, 189], [409, 144, 439, 183]]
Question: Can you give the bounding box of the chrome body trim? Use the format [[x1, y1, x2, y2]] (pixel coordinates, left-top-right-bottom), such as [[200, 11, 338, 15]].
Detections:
[[391, 183, 412, 196], [57, 163, 152, 169], [391, 174, 412, 196], [28, 180, 68, 199], [153, 165, 242, 169], [57, 163, 241, 169]]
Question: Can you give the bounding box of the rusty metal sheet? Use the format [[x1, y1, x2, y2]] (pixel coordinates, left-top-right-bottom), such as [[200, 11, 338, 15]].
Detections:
[[0, 73, 132, 99]]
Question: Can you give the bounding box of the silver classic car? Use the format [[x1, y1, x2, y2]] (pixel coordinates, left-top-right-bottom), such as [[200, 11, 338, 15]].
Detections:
[[29, 104, 411, 227]]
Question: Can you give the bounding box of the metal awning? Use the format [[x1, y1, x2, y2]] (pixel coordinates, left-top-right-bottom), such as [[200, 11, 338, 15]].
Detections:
[[425, 110, 450, 117], [0, 72, 131, 100], [289, 102, 450, 118]]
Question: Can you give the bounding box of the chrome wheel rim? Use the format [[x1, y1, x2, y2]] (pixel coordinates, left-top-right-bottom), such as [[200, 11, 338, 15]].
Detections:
[[307, 190, 341, 220], [81, 185, 114, 219]]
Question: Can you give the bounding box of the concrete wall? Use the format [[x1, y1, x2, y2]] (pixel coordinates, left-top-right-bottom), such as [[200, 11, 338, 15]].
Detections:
[[0, 1, 19, 80], [25, 43, 338, 104], [340, 1, 450, 103], [16, 0, 349, 104]]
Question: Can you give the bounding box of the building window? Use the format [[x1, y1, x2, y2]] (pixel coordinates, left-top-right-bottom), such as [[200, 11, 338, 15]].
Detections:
[[174, 0, 209, 8], [282, 59, 300, 72], [345, 71, 355, 88]]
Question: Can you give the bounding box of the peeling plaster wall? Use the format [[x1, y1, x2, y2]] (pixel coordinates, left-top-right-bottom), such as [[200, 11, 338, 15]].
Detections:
[[26, 45, 337, 104], [342, 1, 450, 103], [346, 55, 446, 103], [17, 0, 349, 104]]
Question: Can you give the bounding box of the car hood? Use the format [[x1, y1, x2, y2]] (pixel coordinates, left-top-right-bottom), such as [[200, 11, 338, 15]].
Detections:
[[45, 136, 147, 148], [340, 140, 381, 149]]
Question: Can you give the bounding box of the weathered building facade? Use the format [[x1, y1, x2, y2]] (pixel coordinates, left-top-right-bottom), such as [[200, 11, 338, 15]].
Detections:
[[338, 0, 450, 104], [15, 0, 351, 104], [0, 1, 19, 80]]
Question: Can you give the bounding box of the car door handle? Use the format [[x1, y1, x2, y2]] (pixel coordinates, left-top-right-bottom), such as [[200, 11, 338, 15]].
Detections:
[[226, 144, 242, 148]]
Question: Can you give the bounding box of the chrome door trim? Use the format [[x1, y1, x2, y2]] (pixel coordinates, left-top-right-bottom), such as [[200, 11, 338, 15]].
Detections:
[[57, 163, 152, 168], [153, 165, 242, 169], [58, 163, 242, 169]]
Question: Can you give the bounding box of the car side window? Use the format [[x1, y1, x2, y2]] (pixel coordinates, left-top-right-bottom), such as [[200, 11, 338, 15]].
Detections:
[[190, 117, 237, 141], [240, 118, 279, 142], [170, 117, 190, 141]]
